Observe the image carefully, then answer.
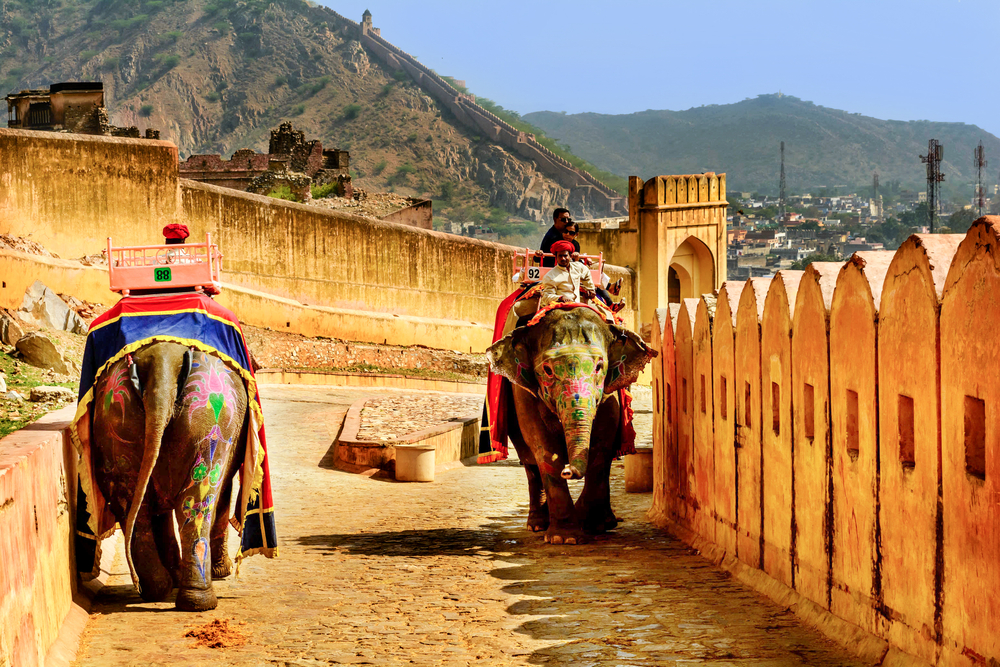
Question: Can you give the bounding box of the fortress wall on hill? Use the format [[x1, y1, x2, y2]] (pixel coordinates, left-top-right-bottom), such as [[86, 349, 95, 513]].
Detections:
[[0, 129, 180, 258], [648, 218, 1000, 666]]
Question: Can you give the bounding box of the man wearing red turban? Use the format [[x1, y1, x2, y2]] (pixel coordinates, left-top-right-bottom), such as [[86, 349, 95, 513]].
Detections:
[[163, 223, 190, 245], [539, 240, 597, 308]]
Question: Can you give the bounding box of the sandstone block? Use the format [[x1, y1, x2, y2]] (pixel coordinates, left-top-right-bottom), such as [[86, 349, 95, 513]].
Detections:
[[29, 385, 76, 402], [15, 332, 73, 375], [17, 280, 88, 334], [0, 310, 23, 346]]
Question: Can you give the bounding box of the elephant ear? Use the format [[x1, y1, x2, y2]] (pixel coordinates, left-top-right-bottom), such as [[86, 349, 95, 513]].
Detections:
[[604, 325, 658, 394], [486, 326, 537, 393]]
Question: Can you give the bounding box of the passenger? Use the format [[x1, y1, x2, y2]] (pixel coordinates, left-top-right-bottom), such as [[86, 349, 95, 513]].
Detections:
[[162, 223, 195, 264], [561, 222, 621, 311], [536, 208, 572, 268], [539, 240, 597, 307]]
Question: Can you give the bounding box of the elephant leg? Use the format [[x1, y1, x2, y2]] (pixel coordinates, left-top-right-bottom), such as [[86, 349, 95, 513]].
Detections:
[[151, 512, 181, 587], [131, 503, 174, 602], [174, 498, 218, 611], [509, 416, 548, 532], [576, 398, 621, 534], [210, 474, 234, 580]]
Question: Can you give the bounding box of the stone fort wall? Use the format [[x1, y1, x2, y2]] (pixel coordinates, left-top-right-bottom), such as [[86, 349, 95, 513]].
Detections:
[[649, 219, 1000, 666], [0, 129, 637, 351]]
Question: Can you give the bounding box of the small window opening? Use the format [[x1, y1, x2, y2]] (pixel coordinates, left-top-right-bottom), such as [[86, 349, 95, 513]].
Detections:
[[655, 379, 660, 414], [846, 389, 859, 458], [771, 382, 781, 435], [720, 376, 728, 420], [700, 374, 706, 414], [667, 383, 673, 423], [964, 395, 986, 480], [898, 395, 915, 468], [744, 381, 752, 428], [804, 383, 815, 440]]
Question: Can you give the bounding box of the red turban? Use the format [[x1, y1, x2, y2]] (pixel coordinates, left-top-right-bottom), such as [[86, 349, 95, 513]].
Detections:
[[550, 240, 575, 255], [162, 223, 190, 240]]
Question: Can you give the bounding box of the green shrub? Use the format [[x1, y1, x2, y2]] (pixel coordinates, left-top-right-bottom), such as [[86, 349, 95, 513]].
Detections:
[[292, 103, 306, 116], [160, 54, 180, 69], [267, 184, 298, 202], [213, 20, 229, 34], [392, 69, 407, 82], [406, 132, 417, 142], [311, 181, 342, 199], [216, 80, 228, 91], [372, 159, 387, 176], [204, 91, 220, 102], [102, 56, 120, 70], [139, 104, 154, 117], [164, 30, 183, 42], [378, 82, 393, 98], [342, 103, 361, 120], [80, 49, 98, 61], [273, 74, 287, 87]]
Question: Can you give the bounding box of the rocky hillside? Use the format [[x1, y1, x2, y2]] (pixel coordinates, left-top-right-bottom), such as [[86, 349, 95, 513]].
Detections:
[[525, 94, 1000, 196], [0, 0, 587, 228]]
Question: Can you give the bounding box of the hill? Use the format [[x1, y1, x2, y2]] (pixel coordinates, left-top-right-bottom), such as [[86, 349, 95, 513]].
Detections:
[[524, 94, 1000, 197], [0, 0, 609, 230]]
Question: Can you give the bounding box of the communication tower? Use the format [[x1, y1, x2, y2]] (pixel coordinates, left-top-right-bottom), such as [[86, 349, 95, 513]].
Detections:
[[920, 139, 945, 232], [974, 142, 987, 218], [778, 141, 786, 224]]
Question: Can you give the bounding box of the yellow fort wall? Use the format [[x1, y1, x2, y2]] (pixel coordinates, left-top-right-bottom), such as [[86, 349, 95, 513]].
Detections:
[[650, 219, 1000, 666]]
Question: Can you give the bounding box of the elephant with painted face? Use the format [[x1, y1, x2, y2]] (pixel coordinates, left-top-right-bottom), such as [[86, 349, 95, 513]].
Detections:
[[487, 306, 655, 545], [90, 341, 247, 611]]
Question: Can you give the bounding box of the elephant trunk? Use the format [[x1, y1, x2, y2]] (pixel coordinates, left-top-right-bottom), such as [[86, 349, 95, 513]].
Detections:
[[559, 416, 592, 481], [123, 355, 178, 594]]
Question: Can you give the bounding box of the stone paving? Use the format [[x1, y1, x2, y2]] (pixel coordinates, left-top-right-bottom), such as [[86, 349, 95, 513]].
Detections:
[[72, 384, 867, 666], [355, 394, 484, 441]]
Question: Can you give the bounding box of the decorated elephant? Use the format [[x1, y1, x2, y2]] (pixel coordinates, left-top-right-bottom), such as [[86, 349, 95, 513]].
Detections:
[[486, 305, 656, 545], [85, 342, 248, 610]]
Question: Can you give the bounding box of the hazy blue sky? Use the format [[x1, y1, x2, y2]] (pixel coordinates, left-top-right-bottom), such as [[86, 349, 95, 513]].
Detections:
[[322, 0, 1000, 137]]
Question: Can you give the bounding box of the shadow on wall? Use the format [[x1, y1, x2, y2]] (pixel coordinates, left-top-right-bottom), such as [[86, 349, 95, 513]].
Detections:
[[649, 216, 1000, 666]]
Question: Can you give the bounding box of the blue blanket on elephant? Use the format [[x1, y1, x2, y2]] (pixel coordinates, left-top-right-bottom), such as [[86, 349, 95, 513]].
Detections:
[[71, 292, 277, 578]]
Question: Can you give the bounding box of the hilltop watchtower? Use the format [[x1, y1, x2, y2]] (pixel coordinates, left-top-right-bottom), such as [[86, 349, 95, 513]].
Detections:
[[361, 9, 379, 36]]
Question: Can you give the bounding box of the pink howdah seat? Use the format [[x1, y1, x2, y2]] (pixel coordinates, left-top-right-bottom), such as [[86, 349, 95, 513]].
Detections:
[[107, 234, 223, 296]]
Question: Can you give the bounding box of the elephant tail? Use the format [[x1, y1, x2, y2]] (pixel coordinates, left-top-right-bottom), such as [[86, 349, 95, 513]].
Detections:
[[123, 350, 185, 594]]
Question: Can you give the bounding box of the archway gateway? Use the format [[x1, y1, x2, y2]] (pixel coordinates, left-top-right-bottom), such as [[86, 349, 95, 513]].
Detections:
[[667, 236, 715, 303]]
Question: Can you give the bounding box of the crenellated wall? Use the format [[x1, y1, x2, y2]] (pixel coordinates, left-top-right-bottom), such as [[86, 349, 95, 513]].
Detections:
[[649, 217, 1000, 666]]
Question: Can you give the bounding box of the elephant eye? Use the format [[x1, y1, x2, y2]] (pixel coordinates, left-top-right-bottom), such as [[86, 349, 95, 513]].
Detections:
[[542, 364, 554, 377], [595, 361, 604, 373]]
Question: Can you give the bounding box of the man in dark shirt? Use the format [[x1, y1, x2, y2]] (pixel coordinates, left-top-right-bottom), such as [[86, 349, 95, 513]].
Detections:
[[538, 208, 571, 267]]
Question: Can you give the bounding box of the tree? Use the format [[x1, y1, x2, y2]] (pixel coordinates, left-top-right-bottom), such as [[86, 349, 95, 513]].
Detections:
[[946, 208, 976, 233], [791, 252, 841, 271]]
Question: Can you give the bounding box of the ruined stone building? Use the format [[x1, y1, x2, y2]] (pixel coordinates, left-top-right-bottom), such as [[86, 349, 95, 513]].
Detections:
[[5, 81, 159, 138], [178, 122, 351, 202]]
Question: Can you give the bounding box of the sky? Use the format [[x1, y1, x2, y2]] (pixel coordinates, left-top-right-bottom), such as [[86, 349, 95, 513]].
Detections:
[[321, 0, 1000, 138]]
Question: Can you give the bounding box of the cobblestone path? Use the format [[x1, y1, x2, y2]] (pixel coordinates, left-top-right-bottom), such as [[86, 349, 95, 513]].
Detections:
[[73, 385, 866, 666]]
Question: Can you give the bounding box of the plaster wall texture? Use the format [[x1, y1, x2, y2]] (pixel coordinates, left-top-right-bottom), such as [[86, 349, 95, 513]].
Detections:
[[0, 407, 77, 667], [734, 277, 771, 569], [647, 308, 675, 526], [691, 296, 716, 541], [760, 271, 802, 591], [673, 299, 697, 525], [711, 282, 743, 554], [939, 218, 1000, 664], [0, 129, 180, 258], [828, 255, 884, 633], [877, 235, 960, 663], [791, 264, 836, 613], [649, 223, 1000, 664]]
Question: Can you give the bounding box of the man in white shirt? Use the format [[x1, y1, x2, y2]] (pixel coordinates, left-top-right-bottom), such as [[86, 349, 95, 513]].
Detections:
[[539, 240, 597, 307]]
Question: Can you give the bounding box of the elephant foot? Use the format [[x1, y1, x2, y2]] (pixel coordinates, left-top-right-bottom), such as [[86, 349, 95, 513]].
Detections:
[[526, 509, 549, 533], [176, 585, 218, 612], [584, 509, 621, 534], [543, 525, 587, 545], [137, 568, 175, 603], [212, 553, 233, 580]]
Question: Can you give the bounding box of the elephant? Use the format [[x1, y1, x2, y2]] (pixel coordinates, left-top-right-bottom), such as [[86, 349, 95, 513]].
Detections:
[[89, 341, 248, 611], [487, 306, 655, 545]]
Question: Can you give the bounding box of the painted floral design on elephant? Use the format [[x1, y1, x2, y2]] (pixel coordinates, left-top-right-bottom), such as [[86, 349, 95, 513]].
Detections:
[[185, 355, 238, 427]]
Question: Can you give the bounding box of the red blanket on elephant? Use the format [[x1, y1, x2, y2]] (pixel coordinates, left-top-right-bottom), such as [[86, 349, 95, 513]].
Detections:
[[71, 292, 277, 578], [478, 296, 637, 464]]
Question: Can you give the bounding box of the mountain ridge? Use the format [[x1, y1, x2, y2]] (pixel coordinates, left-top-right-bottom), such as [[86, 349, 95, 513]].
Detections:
[[524, 94, 1000, 197]]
